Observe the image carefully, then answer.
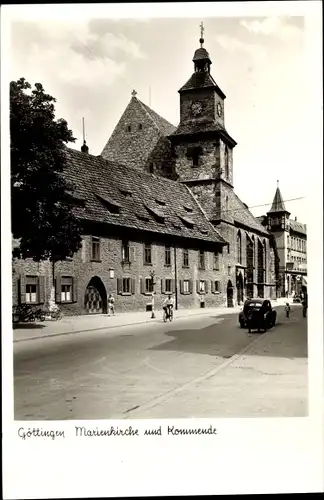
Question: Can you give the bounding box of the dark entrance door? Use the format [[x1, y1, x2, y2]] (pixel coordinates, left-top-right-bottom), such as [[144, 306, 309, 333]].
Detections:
[[227, 280, 234, 308], [84, 276, 108, 314], [236, 271, 244, 305]]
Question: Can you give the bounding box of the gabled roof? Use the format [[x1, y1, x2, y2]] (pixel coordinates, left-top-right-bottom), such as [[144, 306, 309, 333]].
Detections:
[[138, 99, 176, 136], [228, 191, 270, 235], [101, 96, 176, 170], [64, 148, 226, 246], [179, 72, 226, 99], [268, 186, 288, 214]]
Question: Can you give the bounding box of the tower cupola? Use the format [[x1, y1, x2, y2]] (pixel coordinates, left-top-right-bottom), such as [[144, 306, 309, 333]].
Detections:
[[193, 22, 212, 73]]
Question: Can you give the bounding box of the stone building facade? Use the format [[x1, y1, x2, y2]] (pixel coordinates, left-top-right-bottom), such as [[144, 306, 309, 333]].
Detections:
[[258, 183, 307, 297], [12, 33, 279, 316]]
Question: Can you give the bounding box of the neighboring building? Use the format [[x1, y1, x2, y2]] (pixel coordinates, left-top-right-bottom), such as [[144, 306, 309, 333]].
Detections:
[[258, 182, 307, 297], [12, 32, 279, 315]]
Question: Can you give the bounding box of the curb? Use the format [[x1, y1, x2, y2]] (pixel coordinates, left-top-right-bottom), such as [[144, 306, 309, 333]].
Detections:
[[13, 307, 242, 344]]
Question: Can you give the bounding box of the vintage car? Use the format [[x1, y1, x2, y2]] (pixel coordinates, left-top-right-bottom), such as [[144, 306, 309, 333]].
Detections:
[[239, 299, 277, 332]]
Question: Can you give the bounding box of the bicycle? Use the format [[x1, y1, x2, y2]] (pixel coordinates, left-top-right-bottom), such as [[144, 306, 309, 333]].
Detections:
[[163, 306, 173, 322]]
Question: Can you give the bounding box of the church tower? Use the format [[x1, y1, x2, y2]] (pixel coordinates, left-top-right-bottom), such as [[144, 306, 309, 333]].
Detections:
[[168, 23, 237, 223], [266, 181, 290, 296]]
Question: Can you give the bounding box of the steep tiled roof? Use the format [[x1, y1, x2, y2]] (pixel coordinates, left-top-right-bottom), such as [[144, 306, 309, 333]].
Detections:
[[228, 191, 269, 235], [268, 186, 288, 213], [179, 72, 226, 99], [289, 219, 307, 235], [64, 148, 226, 245], [138, 100, 176, 136]]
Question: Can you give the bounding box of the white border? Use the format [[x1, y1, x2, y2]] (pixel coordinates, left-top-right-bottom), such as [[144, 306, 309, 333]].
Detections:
[[2, 2, 323, 498]]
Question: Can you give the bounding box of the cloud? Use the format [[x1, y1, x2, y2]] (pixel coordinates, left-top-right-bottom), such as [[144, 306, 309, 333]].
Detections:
[[215, 34, 267, 63], [240, 17, 302, 40]]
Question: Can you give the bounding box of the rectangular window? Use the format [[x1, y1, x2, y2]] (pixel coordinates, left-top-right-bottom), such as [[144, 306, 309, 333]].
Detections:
[[165, 279, 172, 293], [61, 285, 72, 302], [213, 252, 220, 270], [215, 281, 220, 292], [122, 240, 130, 263], [123, 277, 131, 293], [165, 246, 171, 266], [61, 276, 73, 302], [183, 249, 189, 267], [199, 280, 205, 293], [198, 250, 205, 270], [91, 236, 100, 261], [26, 284, 37, 303], [145, 278, 153, 293], [183, 280, 190, 293], [144, 243, 152, 264]]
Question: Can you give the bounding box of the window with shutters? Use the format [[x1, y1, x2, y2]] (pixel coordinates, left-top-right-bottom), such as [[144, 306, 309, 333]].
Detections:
[[183, 249, 189, 267], [198, 250, 205, 270], [145, 278, 153, 293], [91, 236, 100, 261], [122, 240, 130, 263], [144, 243, 152, 264], [165, 246, 171, 266], [123, 278, 131, 293], [25, 276, 38, 304], [199, 280, 205, 293], [61, 276, 73, 302], [165, 279, 172, 293], [183, 280, 190, 293], [213, 252, 220, 270]]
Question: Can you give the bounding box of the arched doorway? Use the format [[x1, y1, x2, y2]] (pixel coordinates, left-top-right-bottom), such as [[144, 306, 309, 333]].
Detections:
[[84, 276, 108, 314], [236, 271, 244, 305], [227, 280, 234, 308]]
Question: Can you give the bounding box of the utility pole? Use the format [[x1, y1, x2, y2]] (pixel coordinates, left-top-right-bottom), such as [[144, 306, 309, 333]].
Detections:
[[174, 246, 178, 310]]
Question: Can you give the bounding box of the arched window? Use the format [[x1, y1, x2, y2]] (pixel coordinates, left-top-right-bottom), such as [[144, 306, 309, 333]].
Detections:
[[263, 239, 267, 282], [236, 231, 242, 263], [224, 145, 229, 179]]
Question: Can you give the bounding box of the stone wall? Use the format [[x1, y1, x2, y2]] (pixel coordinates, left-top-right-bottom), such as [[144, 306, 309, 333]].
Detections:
[[12, 233, 229, 315]]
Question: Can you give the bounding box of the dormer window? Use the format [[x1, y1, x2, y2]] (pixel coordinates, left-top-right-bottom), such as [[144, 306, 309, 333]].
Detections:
[[138, 124, 142, 130]]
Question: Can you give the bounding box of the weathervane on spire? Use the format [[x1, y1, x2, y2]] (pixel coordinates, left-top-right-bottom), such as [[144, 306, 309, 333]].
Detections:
[[131, 89, 137, 97], [199, 21, 204, 47], [277, 180, 279, 187]]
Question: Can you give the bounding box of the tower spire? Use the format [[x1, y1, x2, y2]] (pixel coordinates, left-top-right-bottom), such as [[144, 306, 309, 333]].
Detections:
[[268, 181, 289, 214]]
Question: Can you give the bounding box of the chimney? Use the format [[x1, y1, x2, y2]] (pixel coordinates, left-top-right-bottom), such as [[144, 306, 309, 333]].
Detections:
[[295, 216, 297, 221]]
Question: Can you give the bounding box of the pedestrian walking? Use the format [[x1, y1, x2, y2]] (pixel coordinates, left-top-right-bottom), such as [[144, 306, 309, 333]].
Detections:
[[285, 302, 291, 318], [108, 294, 115, 316]]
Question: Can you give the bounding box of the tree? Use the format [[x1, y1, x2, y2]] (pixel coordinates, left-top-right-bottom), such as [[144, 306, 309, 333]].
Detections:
[[10, 78, 82, 266]]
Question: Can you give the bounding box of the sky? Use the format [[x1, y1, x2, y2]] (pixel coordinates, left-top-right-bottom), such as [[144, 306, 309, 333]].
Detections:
[[6, 5, 320, 222]]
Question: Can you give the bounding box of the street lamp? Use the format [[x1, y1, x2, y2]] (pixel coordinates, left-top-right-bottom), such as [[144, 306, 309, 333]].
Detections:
[[150, 270, 156, 319]]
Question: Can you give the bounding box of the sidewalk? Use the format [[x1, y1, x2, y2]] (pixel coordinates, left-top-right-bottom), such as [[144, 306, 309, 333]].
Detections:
[[13, 301, 287, 344], [13, 305, 244, 343]]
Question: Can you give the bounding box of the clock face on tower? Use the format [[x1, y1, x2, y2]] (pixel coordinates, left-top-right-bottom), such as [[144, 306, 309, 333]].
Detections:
[[217, 102, 222, 117], [191, 101, 203, 116]]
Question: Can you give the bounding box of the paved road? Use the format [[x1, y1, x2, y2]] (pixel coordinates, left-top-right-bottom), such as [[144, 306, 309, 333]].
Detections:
[[14, 305, 307, 420]]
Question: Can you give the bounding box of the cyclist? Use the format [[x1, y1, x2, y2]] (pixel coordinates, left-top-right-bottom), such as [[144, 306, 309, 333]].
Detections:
[[162, 294, 174, 320]]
